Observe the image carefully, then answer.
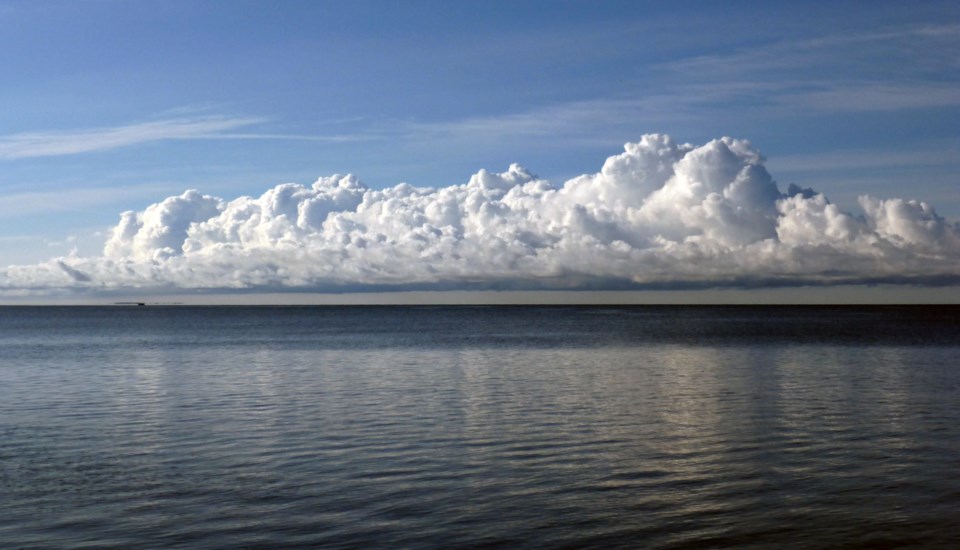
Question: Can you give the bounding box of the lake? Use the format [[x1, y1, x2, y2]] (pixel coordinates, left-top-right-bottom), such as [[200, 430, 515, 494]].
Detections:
[[1, 305, 958, 548]]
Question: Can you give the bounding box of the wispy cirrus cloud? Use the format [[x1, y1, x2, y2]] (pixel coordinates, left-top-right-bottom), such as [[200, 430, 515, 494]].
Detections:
[[0, 182, 182, 219], [408, 23, 960, 148], [768, 145, 960, 173], [0, 115, 390, 160], [663, 24, 960, 80], [0, 116, 263, 160], [204, 132, 377, 143], [657, 24, 960, 113], [397, 94, 711, 150], [780, 83, 960, 112]]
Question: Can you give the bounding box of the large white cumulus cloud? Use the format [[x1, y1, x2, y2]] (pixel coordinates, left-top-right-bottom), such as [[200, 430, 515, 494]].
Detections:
[[3, 134, 959, 295]]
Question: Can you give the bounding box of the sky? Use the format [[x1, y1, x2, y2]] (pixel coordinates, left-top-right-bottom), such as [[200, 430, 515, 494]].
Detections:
[[1, 0, 958, 303]]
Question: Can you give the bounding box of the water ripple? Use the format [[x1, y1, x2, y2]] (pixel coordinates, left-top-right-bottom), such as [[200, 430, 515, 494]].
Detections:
[[1, 306, 959, 548]]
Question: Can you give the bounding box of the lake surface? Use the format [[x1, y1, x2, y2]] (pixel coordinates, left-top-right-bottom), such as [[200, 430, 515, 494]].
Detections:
[[1, 305, 958, 548]]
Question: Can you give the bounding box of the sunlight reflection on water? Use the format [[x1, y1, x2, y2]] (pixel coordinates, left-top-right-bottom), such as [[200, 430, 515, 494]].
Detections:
[[1, 306, 958, 548]]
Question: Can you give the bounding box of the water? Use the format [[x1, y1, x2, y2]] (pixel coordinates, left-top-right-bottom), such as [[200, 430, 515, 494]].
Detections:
[[1, 305, 958, 548]]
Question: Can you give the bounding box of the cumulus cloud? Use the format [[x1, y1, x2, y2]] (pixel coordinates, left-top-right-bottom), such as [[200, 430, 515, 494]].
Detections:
[[2, 134, 959, 296]]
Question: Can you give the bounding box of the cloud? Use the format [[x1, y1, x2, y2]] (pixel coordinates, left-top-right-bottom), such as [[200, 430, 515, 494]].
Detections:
[[663, 24, 960, 80], [768, 146, 960, 173], [0, 116, 262, 159], [659, 24, 960, 113], [781, 83, 960, 112], [0, 182, 185, 219], [2, 134, 959, 296]]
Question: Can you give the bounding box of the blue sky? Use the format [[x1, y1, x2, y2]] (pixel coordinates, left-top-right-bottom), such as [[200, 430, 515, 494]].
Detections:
[[1, 0, 958, 301]]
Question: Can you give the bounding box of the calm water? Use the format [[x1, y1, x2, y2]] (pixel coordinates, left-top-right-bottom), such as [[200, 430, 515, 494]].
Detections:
[[1, 305, 958, 549]]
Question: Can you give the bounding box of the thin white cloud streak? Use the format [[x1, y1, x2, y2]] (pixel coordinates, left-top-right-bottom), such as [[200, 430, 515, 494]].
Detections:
[[0, 182, 183, 219], [408, 98, 655, 140], [398, 81, 959, 153], [403, 23, 960, 148], [400, 96, 707, 149], [658, 24, 960, 113], [664, 24, 960, 79], [0, 116, 262, 159], [2, 134, 958, 297], [310, 24, 960, 149], [768, 146, 960, 173], [199, 132, 380, 143], [781, 83, 960, 112], [0, 235, 47, 244]]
